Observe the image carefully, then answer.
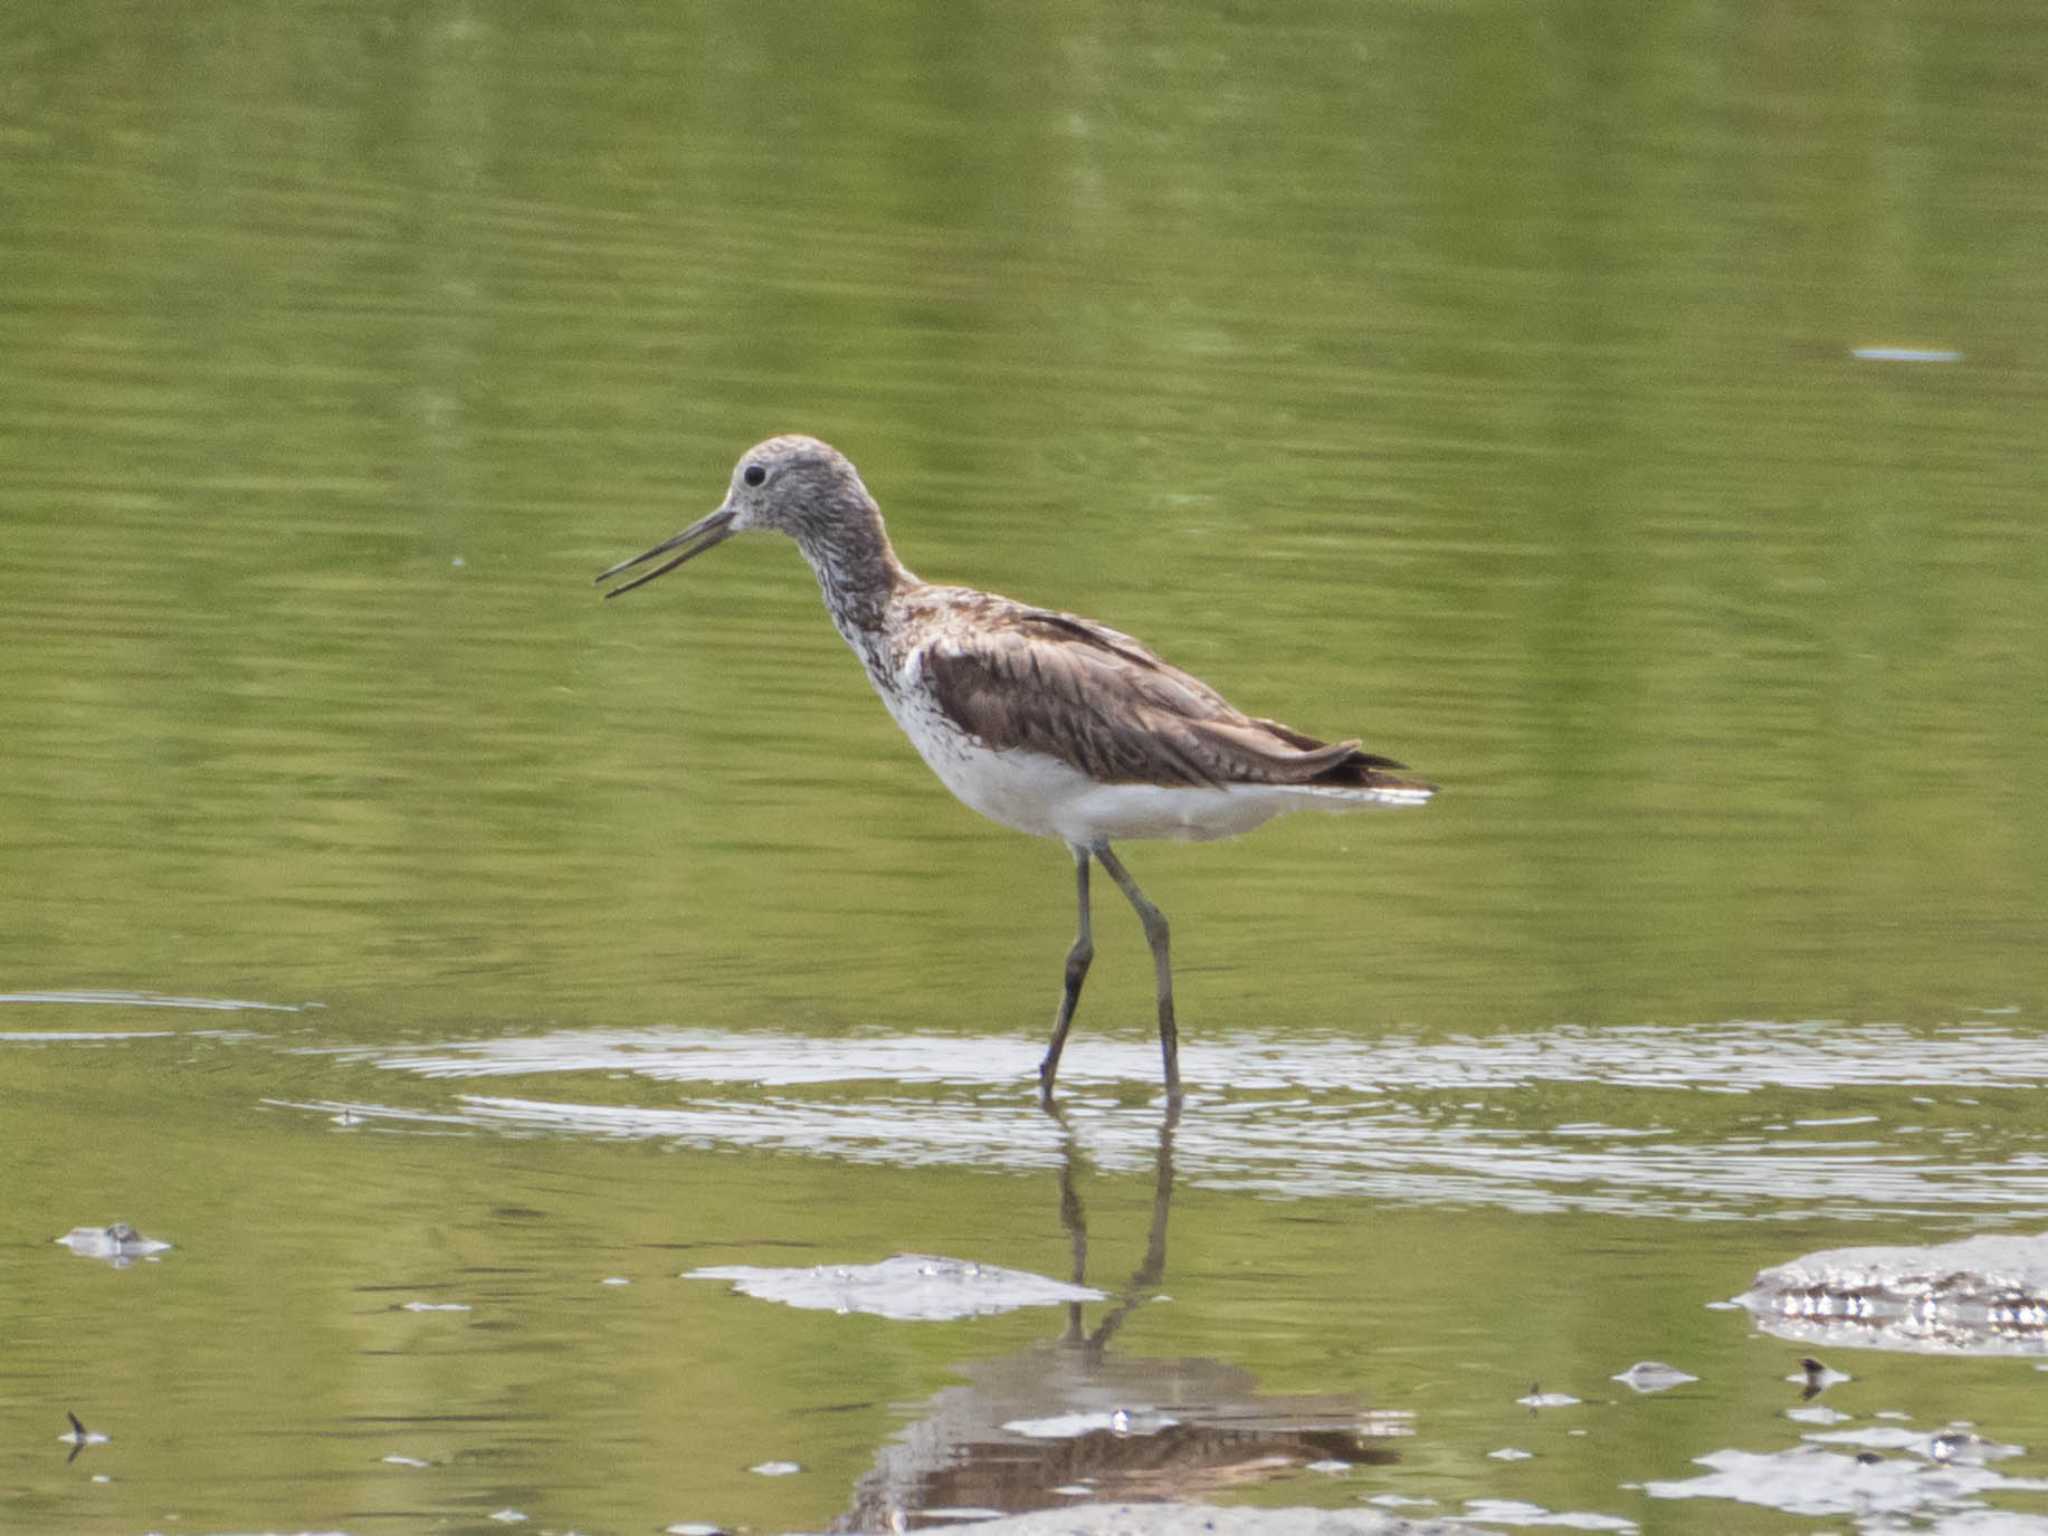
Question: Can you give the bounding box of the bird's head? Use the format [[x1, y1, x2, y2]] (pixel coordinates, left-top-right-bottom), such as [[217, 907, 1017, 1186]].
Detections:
[[596, 435, 877, 598]]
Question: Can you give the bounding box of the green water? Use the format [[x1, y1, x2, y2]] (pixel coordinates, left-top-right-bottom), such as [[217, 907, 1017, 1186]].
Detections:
[[4, 1, 2047, 1532]]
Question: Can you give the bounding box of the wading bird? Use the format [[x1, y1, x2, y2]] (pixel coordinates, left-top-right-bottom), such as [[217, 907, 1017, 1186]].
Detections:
[[597, 436, 1433, 1099]]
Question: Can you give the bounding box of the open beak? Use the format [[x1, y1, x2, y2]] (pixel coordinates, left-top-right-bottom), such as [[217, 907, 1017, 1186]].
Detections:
[[594, 506, 738, 598]]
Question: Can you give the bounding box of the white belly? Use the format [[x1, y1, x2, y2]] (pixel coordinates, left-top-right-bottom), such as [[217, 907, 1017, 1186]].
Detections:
[[882, 685, 1403, 845]]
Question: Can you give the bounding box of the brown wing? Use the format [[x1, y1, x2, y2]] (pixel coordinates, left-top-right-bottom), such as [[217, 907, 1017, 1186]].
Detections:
[[921, 606, 1412, 790]]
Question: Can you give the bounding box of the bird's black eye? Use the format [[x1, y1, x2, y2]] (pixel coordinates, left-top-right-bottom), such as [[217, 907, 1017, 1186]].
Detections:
[[743, 463, 766, 488]]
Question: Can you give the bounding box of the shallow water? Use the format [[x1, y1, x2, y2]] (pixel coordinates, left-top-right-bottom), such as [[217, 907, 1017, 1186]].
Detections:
[[9, 998, 2048, 1533], [4, 0, 2048, 1532]]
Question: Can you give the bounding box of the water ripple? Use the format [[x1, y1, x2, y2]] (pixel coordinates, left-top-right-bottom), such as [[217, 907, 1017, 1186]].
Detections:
[[279, 1018, 2048, 1221], [320, 1018, 2048, 1094], [0, 989, 307, 1012]]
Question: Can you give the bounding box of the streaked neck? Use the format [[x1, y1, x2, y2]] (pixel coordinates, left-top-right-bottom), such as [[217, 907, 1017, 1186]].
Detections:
[[796, 501, 916, 642]]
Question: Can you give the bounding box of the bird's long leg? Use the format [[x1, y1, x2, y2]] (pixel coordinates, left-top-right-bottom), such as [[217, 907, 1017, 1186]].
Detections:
[[1094, 843, 1180, 1097], [1038, 843, 1095, 1101]]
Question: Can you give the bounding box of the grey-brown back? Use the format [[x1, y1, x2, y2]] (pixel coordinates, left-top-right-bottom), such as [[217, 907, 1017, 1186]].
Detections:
[[917, 596, 1420, 792]]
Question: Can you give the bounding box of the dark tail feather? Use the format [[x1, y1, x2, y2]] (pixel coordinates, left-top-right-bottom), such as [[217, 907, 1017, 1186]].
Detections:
[[1246, 718, 1434, 796], [1311, 745, 1435, 797]]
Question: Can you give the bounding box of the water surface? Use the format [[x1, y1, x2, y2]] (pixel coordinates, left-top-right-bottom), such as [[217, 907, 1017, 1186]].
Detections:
[[3, 1, 2047, 1532]]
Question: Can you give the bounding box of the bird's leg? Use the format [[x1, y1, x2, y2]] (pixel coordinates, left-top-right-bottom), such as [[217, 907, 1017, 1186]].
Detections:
[[1094, 843, 1180, 1097], [1038, 844, 1095, 1101]]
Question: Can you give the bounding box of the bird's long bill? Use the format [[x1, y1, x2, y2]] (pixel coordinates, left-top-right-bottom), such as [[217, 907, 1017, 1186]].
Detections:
[[594, 506, 738, 599]]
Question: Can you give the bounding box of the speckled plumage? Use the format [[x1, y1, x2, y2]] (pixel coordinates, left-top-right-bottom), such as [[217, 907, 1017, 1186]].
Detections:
[[597, 434, 1434, 1097]]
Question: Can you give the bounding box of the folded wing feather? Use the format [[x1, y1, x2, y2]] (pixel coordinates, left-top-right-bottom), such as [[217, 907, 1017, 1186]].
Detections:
[[921, 606, 1412, 791]]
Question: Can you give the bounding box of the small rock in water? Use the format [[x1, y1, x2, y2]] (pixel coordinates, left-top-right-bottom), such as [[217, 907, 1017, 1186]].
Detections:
[[1489, 1446, 1535, 1461], [1613, 1361, 1698, 1393], [56, 1223, 172, 1266], [664, 1524, 727, 1535], [750, 1460, 803, 1477], [1517, 1389, 1582, 1409], [1927, 1430, 1992, 1464]]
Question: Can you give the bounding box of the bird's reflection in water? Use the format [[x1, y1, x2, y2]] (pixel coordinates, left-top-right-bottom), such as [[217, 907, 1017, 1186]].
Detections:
[[835, 1105, 1400, 1532]]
